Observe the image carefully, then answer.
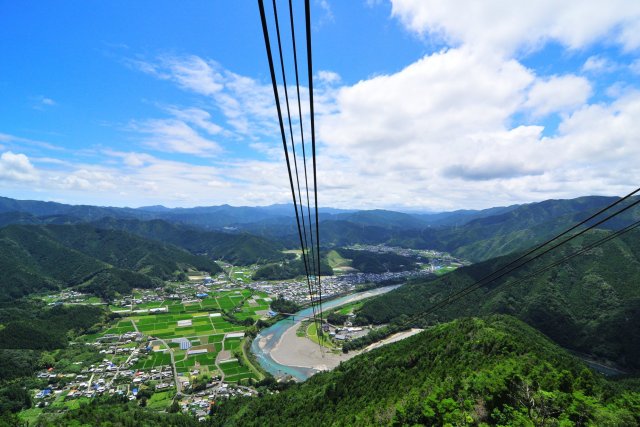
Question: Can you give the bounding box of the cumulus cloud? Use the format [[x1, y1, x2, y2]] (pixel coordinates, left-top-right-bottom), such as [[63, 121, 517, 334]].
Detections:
[[523, 75, 592, 116], [320, 48, 534, 153], [390, 0, 640, 54], [0, 151, 39, 182]]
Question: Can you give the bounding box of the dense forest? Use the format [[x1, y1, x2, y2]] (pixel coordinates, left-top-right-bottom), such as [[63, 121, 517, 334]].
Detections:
[[355, 228, 640, 371], [0, 224, 220, 301], [92, 218, 287, 265], [0, 301, 107, 416], [253, 258, 333, 280], [337, 248, 419, 273], [211, 316, 640, 426]]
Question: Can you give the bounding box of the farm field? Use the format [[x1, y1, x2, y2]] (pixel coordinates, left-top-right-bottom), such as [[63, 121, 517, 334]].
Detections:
[[218, 359, 254, 382], [115, 288, 268, 383]]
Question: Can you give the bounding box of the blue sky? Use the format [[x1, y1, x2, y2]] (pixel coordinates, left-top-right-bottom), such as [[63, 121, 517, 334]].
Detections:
[[1, 0, 639, 210]]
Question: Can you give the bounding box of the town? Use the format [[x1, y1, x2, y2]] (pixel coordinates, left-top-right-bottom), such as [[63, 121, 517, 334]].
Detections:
[[29, 245, 462, 420]]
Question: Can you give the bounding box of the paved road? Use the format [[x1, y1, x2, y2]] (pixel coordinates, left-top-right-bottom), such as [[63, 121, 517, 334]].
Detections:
[[157, 337, 181, 393]]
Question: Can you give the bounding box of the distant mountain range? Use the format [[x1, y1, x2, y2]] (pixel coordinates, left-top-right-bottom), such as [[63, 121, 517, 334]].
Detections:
[[0, 195, 520, 231], [1, 194, 637, 302]]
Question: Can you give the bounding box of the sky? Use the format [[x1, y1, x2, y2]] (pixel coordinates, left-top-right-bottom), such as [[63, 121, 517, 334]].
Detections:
[[1, 0, 640, 211]]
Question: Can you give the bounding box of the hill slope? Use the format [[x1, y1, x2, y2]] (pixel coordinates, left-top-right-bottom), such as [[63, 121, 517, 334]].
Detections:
[[92, 218, 287, 265], [0, 224, 220, 300], [356, 228, 640, 370], [213, 316, 640, 426]]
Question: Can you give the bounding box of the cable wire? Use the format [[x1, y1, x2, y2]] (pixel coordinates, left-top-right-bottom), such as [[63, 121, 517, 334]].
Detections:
[[304, 0, 324, 329], [271, 0, 315, 304], [420, 192, 640, 319], [258, 0, 319, 330], [388, 193, 640, 331]]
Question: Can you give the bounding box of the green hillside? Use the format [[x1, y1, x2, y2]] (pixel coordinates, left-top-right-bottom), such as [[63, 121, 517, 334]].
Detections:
[[356, 228, 640, 371], [253, 258, 333, 280], [337, 248, 419, 273], [0, 224, 221, 300], [213, 316, 640, 426], [93, 218, 286, 265]]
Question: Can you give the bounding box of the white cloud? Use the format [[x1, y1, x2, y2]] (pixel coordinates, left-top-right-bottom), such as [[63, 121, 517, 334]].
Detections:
[[0, 151, 39, 182], [133, 56, 279, 138], [390, 0, 640, 54], [140, 55, 224, 96], [0, 133, 63, 151], [523, 75, 592, 116], [130, 119, 222, 157], [320, 48, 534, 154], [582, 56, 619, 73], [309, 46, 640, 210], [317, 70, 341, 85], [164, 106, 224, 135], [31, 96, 57, 110], [315, 0, 335, 26]]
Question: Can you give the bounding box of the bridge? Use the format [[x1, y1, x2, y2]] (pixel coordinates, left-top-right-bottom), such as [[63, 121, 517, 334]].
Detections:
[[276, 312, 338, 328]]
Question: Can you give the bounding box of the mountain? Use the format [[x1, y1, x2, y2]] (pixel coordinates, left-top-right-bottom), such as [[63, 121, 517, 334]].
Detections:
[[414, 204, 521, 227], [333, 209, 429, 229], [1, 195, 636, 265], [212, 315, 639, 426], [91, 218, 287, 265], [0, 224, 221, 300], [0, 196, 147, 221], [434, 196, 630, 262], [246, 196, 633, 261], [356, 228, 640, 371]]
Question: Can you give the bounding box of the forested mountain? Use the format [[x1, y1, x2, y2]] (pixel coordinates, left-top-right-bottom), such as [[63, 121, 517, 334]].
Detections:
[[413, 204, 521, 227], [1, 195, 634, 266], [336, 248, 419, 273], [0, 224, 220, 300], [212, 316, 639, 426], [356, 228, 640, 371], [91, 218, 286, 265], [252, 196, 634, 263], [433, 196, 630, 262], [252, 258, 334, 280]]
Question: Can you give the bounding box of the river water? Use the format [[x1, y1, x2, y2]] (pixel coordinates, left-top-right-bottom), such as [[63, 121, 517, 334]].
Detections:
[[250, 285, 400, 381]]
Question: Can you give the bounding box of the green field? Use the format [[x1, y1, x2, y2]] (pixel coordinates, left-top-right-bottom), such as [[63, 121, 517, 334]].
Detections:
[[326, 250, 352, 269], [218, 359, 254, 382], [434, 265, 457, 276], [132, 351, 173, 370]]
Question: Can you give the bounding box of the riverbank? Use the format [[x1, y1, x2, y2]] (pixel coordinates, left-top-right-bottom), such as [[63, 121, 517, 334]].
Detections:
[[251, 285, 402, 380], [269, 324, 356, 372]]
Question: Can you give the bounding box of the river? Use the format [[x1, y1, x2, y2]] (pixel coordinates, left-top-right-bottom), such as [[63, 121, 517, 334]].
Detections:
[[250, 285, 400, 381]]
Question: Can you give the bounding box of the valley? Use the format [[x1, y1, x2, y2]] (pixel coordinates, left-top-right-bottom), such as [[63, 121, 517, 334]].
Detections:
[[0, 195, 639, 426]]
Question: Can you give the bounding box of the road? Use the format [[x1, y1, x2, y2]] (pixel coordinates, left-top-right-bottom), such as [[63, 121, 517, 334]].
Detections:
[[157, 337, 182, 393]]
